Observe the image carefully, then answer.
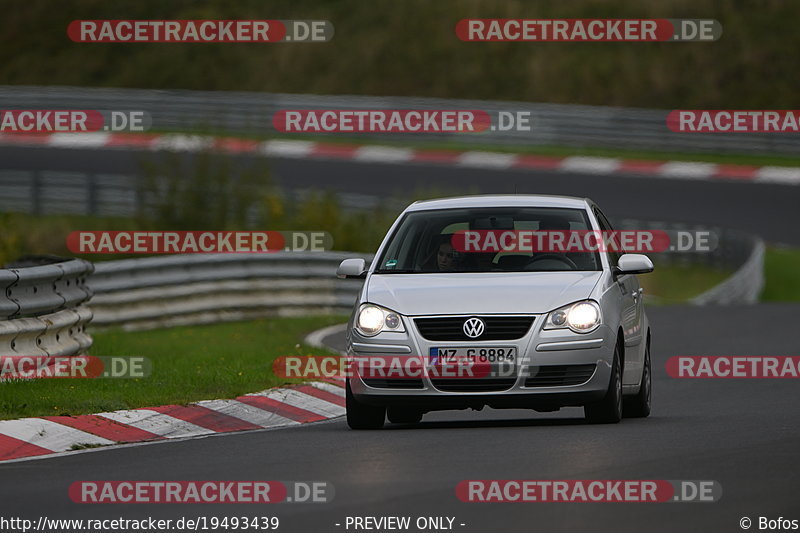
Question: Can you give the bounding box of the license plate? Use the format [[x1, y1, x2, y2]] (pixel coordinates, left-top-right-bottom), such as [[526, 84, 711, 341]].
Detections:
[[430, 346, 517, 364]]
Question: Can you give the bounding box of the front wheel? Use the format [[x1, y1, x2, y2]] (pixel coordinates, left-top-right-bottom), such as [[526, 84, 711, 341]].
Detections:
[[584, 344, 623, 424], [346, 381, 385, 430], [624, 341, 651, 418]]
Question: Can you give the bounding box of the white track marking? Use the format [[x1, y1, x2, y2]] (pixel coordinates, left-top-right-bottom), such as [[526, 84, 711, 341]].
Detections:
[[96, 410, 210, 439], [560, 156, 621, 174], [48, 132, 111, 148], [354, 146, 414, 163], [755, 166, 800, 185], [457, 151, 517, 168], [309, 381, 346, 396], [194, 399, 298, 428], [260, 139, 315, 157], [249, 388, 345, 418], [0, 418, 113, 451], [658, 161, 718, 179]]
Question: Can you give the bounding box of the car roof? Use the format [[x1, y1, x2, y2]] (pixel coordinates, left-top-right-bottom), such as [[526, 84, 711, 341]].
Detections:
[[405, 194, 592, 212]]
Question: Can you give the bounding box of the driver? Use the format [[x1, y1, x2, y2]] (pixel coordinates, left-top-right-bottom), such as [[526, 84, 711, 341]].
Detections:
[[436, 240, 456, 271], [424, 234, 458, 271]]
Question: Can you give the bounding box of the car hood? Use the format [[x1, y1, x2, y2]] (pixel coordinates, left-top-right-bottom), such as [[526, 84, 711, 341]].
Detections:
[[366, 272, 602, 315]]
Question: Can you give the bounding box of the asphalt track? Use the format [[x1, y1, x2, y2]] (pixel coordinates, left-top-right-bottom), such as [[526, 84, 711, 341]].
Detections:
[[0, 305, 798, 532], [1, 145, 798, 532], [0, 144, 799, 244]]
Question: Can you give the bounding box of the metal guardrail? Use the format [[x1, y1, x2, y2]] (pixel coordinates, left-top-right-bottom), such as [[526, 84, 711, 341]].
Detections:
[[88, 252, 368, 330], [1, 86, 799, 155], [617, 219, 765, 304], [0, 258, 94, 356], [0, 170, 393, 218], [0, 171, 142, 217], [1, 258, 94, 319], [691, 240, 765, 305]]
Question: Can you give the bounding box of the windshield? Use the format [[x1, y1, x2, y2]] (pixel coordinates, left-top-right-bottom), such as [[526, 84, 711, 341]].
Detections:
[[375, 206, 601, 273]]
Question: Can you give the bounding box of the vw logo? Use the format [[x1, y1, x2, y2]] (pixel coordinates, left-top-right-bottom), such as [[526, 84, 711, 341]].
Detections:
[[463, 317, 485, 338]]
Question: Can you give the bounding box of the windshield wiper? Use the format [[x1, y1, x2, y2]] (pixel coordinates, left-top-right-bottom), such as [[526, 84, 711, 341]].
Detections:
[[373, 269, 420, 274]]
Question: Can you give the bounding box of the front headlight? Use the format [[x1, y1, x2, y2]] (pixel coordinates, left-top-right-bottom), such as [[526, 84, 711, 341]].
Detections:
[[355, 304, 406, 336], [544, 300, 601, 333]]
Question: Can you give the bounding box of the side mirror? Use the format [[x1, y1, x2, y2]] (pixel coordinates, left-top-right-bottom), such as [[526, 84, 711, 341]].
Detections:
[[337, 258, 367, 279], [615, 254, 654, 275]]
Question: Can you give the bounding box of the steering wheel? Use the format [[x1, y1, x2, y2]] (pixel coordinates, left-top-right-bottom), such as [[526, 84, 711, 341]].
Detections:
[[526, 254, 578, 271]]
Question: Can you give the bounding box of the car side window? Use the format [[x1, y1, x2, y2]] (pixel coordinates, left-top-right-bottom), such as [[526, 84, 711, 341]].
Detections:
[[379, 216, 414, 269], [593, 207, 621, 268]]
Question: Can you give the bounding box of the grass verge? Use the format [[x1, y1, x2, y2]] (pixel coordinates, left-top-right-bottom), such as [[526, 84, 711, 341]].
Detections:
[[762, 247, 800, 301], [0, 315, 346, 421], [640, 264, 732, 305]]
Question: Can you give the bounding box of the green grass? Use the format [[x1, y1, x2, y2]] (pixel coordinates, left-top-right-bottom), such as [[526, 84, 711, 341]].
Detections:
[[0, 315, 345, 420], [641, 247, 800, 304], [762, 247, 800, 301], [640, 263, 733, 305]]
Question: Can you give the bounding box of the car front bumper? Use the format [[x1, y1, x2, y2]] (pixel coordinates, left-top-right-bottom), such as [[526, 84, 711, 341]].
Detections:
[[347, 315, 615, 411]]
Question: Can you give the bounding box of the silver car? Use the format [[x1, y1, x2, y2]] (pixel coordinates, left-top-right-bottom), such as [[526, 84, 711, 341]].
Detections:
[[337, 195, 653, 429]]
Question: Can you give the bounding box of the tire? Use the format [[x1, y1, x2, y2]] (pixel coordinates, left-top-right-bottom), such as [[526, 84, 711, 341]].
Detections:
[[584, 343, 623, 424], [346, 381, 385, 430], [624, 341, 652, 418], [387, 407, 423, 424]]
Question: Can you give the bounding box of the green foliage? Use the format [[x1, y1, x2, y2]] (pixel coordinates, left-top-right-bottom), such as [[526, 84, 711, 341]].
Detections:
[[138, 151, 267, 230], [0, 0, 796, 108], [0, 212, 139, 266], [0, 153, 451, 262]]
